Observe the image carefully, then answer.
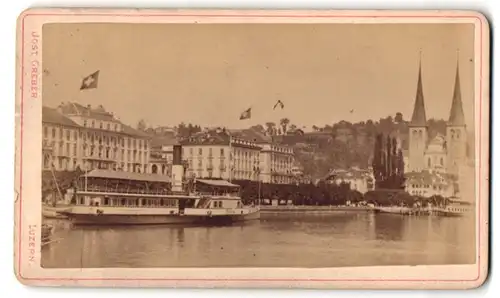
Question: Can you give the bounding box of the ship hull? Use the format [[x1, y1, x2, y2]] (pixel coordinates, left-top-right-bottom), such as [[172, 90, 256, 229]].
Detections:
[[42, 205, 70, 219], [62, 210, 261, 226]]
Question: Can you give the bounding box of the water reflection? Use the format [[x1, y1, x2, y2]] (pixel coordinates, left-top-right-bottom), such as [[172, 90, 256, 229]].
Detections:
[[41, 213, 476, 268], [373, 214, 405, 241]]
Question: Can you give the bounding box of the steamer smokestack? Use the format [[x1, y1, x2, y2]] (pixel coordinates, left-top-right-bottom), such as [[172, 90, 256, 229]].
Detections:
[[172, 145, 184, 192]]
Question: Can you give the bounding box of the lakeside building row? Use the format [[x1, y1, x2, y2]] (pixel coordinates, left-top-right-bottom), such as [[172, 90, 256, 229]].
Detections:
[[149, 128, 298, 184], [42, 103, 298, 185]]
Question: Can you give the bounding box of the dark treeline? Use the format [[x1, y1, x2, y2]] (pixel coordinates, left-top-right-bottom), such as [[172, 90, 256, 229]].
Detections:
[[231, 179, 363, 206], [230, 179, 447, 207], [42, 171, 449, 208]]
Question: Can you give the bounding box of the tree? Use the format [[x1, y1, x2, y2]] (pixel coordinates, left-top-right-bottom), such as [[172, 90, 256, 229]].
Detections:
[[280, 118, 290, 134], [395, 112, 404, 123], [372, 133, 405, 190], [265, 122, 276, 136], [372, 133, 384, 189], [137, 119, 147, 131]]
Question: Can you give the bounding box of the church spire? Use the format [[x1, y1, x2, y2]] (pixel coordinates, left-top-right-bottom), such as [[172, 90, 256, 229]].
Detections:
[[448, 55, 466, 126], [410, 54, 427, 127]]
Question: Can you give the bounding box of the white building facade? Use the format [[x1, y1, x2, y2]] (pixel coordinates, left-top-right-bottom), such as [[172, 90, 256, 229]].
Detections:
[[42, 103, 151, 173]]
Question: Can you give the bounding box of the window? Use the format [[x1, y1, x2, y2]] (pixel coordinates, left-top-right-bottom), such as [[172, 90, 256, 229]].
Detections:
[[198, 148, 203, 155], [427, 158, 431, 167], [104, 197, 110, 205], [83, 120, 87, 127], [440, 157, 444, 166], [66, 130, 70, 140], [92, 121, 95, 128], [100, 122, 103, 129], [43, 126, 48, 137], [107, 123, 110, 130], [52, 128, 56, 138], [220, 148, 224, 155]]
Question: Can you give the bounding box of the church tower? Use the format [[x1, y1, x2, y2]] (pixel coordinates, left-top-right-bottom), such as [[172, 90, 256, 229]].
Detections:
[[446, 59, 467, 177], [408, 59, 428, 173]]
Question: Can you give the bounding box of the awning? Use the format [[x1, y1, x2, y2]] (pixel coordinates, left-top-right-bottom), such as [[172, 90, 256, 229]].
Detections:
[[196, 179, 240, 188], [83, 169, 170, 183]]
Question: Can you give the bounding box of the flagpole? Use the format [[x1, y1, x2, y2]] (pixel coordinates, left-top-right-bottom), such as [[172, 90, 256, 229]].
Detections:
[[85, 164, 88, 192], [229, 131, 232, 183]]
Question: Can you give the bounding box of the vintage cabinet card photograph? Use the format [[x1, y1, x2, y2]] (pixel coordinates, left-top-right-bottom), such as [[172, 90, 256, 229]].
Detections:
[[14, 9, 490, 289]]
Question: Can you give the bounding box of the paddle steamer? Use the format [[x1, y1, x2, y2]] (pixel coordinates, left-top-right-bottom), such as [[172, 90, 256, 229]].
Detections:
[[59, 145, 260, 225]]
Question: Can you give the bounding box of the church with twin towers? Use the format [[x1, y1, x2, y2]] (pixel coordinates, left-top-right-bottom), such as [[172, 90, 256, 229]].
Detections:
[[406, 56, 468, 179]]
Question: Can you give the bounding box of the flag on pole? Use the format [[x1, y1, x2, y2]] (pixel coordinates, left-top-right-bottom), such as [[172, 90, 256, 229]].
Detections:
[[273, 100, 284, 110], [239, 107, 252, 120], [80, 70, 100, 90]]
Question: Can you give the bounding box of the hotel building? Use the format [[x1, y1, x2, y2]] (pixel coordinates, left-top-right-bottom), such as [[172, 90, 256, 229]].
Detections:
[[179, 129, 262, 181], [42, 103, 151, 173], [324, 167, 375, 194], [404, 171, 456, 198], [232, 129, 296, 184]]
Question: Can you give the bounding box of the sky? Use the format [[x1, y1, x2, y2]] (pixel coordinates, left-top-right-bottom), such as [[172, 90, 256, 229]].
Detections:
[[42, 23, 475, 130]]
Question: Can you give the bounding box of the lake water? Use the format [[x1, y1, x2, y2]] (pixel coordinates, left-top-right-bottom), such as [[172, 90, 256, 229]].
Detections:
[[41, 212, 476, 268]]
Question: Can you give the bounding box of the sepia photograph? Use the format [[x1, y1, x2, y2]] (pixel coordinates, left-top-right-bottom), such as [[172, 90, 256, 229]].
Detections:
[[15, 9, 490, 288]]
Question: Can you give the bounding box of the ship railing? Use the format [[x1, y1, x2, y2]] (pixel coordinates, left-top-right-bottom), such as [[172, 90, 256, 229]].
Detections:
[[79, 186, 174, 196]]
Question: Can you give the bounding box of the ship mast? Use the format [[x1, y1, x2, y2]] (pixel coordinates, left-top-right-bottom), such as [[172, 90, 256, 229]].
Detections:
[[49, 160, 63, 206], [228, 131, 233, 183]]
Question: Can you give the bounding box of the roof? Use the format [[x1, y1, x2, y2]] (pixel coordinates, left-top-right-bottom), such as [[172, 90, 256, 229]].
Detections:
[[325, 168, 372, 180], [230, 128, 271, 143], [151, 135, 179, 148], [57, 102, 119, 122], [180, 129, 261, 149], [180, 129, 230, 145], [196, 179, 240, 188], [409, 62, 427, 127], [404, 170, 455, 186], [42, 106, 80, 127], [121, 124, 150, 138], [83, 169, 171, 183], [448, 61, 466, 126], [44, 105, 149, 138]]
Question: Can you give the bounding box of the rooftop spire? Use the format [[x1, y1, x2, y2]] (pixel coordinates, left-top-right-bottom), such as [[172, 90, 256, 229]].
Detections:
[[448, 53, 466, 126], [410, 52, 427, 127]]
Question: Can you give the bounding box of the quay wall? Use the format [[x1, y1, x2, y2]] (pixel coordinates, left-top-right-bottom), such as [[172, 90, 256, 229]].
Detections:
[[259, 205, 373, 214]]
